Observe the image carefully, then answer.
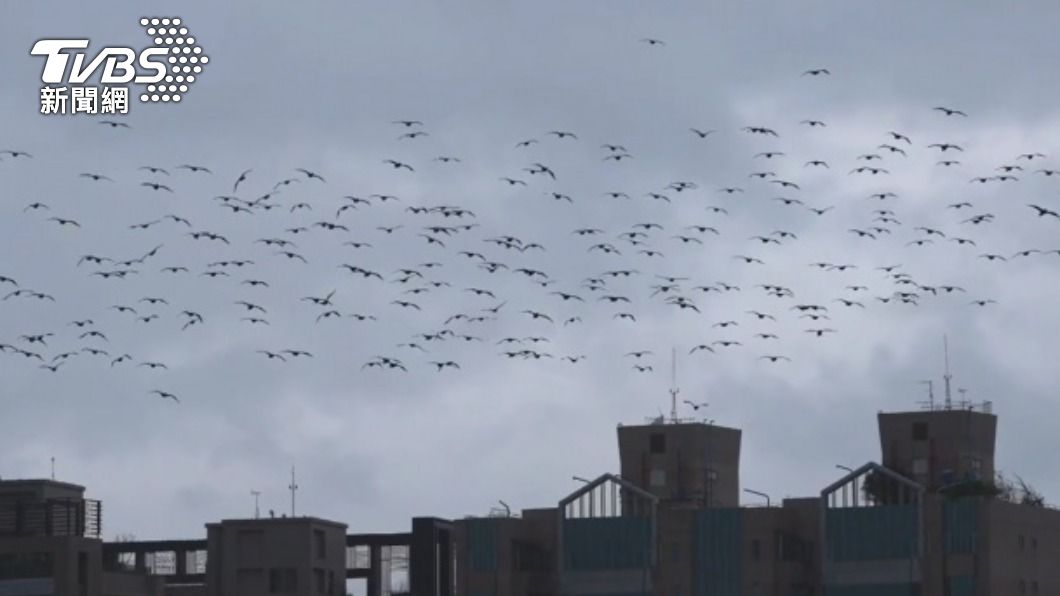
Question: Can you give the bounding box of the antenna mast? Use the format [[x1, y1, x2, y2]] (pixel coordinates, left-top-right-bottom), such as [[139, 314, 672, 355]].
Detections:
[[288, 466, 298, 517], [669, 346, 679, 423], [919, 380, 934, 410], [943, 335, 953, 410]]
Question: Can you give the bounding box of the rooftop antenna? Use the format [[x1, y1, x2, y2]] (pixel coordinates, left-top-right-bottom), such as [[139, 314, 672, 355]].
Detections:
[[251, 490, 261, 519], [943, 335, 953, 410], [50, 456, 55, 481], [669, 346, 679, 423], [918, 380, 934, 410], [288, 466, 298, 517]]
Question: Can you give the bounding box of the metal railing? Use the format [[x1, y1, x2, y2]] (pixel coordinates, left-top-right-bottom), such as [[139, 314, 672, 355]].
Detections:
[[0, 498, 101, 538]]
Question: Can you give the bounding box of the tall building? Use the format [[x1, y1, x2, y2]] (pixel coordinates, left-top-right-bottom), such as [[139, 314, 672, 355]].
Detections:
[[454, 402, 1060, 596], [877, 407, 997, 491], [617, 422, 741, 508], [0, 478, 163, 596], [204, 517, 347, 595]]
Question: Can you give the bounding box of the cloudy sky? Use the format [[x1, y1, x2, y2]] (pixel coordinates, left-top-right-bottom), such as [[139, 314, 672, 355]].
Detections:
[[2, 0, 1059, 556]]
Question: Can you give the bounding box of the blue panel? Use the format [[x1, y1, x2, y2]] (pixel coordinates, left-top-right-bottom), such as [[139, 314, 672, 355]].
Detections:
[[826, 506, 918, 561], [948, 576, 974, 596], [943, 500, 978, 554], [467, 518, 500, 572], [695, 508, 742, 596], [562, 517, 651, 571]]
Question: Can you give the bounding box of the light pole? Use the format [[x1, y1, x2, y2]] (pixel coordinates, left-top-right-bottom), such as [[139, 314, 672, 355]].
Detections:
[[572, 476, 591, 484], [836, 464, 854, 473], [251, 490, 261, 519], [744, 488, 771, 507]]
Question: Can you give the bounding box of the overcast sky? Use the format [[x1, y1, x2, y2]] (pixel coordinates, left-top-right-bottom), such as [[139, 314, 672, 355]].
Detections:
[[2, 0, 1059, 552]]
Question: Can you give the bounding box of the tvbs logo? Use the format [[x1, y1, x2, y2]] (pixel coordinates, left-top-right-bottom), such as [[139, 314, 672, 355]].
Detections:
[[31, 40, 168, 85], [31, 17, 208, 113]]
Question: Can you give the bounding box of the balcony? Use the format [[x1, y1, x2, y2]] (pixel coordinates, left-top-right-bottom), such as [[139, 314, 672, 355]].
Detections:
[[0, 498, 102, 539]]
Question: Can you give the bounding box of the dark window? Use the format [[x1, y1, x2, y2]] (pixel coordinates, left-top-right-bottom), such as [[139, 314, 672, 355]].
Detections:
[[912, 422, 928, 440], [269, 567, 297, 593], [751, 539, 761, 561], [0, 552, 54, 580], [1019, 535, 1026, 550], [314, 529, 326, 559], [650, 433, 666, 454], [314, 568, 325, 593], [78, 551, 88, 596]]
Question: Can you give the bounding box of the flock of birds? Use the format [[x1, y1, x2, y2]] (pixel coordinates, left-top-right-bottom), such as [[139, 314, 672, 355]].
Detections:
[[2, 56, 1059, 406]]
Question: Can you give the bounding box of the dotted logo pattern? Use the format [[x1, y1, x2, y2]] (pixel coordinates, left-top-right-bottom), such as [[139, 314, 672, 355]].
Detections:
[[138, 17, 208, 104]]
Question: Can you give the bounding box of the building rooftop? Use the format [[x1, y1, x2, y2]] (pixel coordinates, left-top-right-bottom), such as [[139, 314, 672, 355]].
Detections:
[[0, 478, 87, 492], [206, 516, 347, 529]]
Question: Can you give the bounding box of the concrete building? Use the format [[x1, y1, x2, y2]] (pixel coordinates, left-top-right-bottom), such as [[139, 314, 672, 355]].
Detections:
[[102, 516, 456, 596], [5, 398, 1055, 596], [204, 516, 347, 595], [0, 479, 163, 596], [454, 403, 1060, 596]]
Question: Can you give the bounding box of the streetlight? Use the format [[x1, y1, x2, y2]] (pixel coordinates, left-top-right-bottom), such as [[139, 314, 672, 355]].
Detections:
[[251, 490, 261, 519], [836, 464, 854, 473], [744, 488, 771, 507], [572, 476, 591, 484]]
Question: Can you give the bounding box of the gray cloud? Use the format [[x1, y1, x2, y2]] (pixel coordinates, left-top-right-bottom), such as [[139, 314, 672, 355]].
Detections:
[[1, 2, 1059, 552]]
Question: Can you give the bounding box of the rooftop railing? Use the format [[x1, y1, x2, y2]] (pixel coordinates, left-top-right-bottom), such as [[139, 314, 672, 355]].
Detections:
[[0, 498, 101, 538]]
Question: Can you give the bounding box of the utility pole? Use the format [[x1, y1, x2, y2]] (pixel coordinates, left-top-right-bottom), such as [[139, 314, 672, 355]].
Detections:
[[50, 457, 55, 481], [251, 490, 261, 519]]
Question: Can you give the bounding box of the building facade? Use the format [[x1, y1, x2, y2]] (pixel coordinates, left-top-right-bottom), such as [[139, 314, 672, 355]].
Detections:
[[454, 405, 1060, 596], [0, 479, 163, 596]]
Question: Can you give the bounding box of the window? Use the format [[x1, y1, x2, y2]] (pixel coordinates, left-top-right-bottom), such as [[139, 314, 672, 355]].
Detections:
[[912, 458, 928, 476], [314, 529, 326, 559], [347, 545, 370, 569], [751, 539, 761, 561], [0, 552, 54, 580], [650, 433, 666, 454], [1019, 579, 1026, 594], [1032, 581, 1039, 594], [1032, 537, 1038, 551], [912, 422, 928, 440], [1019, 535, 1026, 551], [314, 568, 325, 593], [650, 468, 666, 487], [269, 567, 297, 593]]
